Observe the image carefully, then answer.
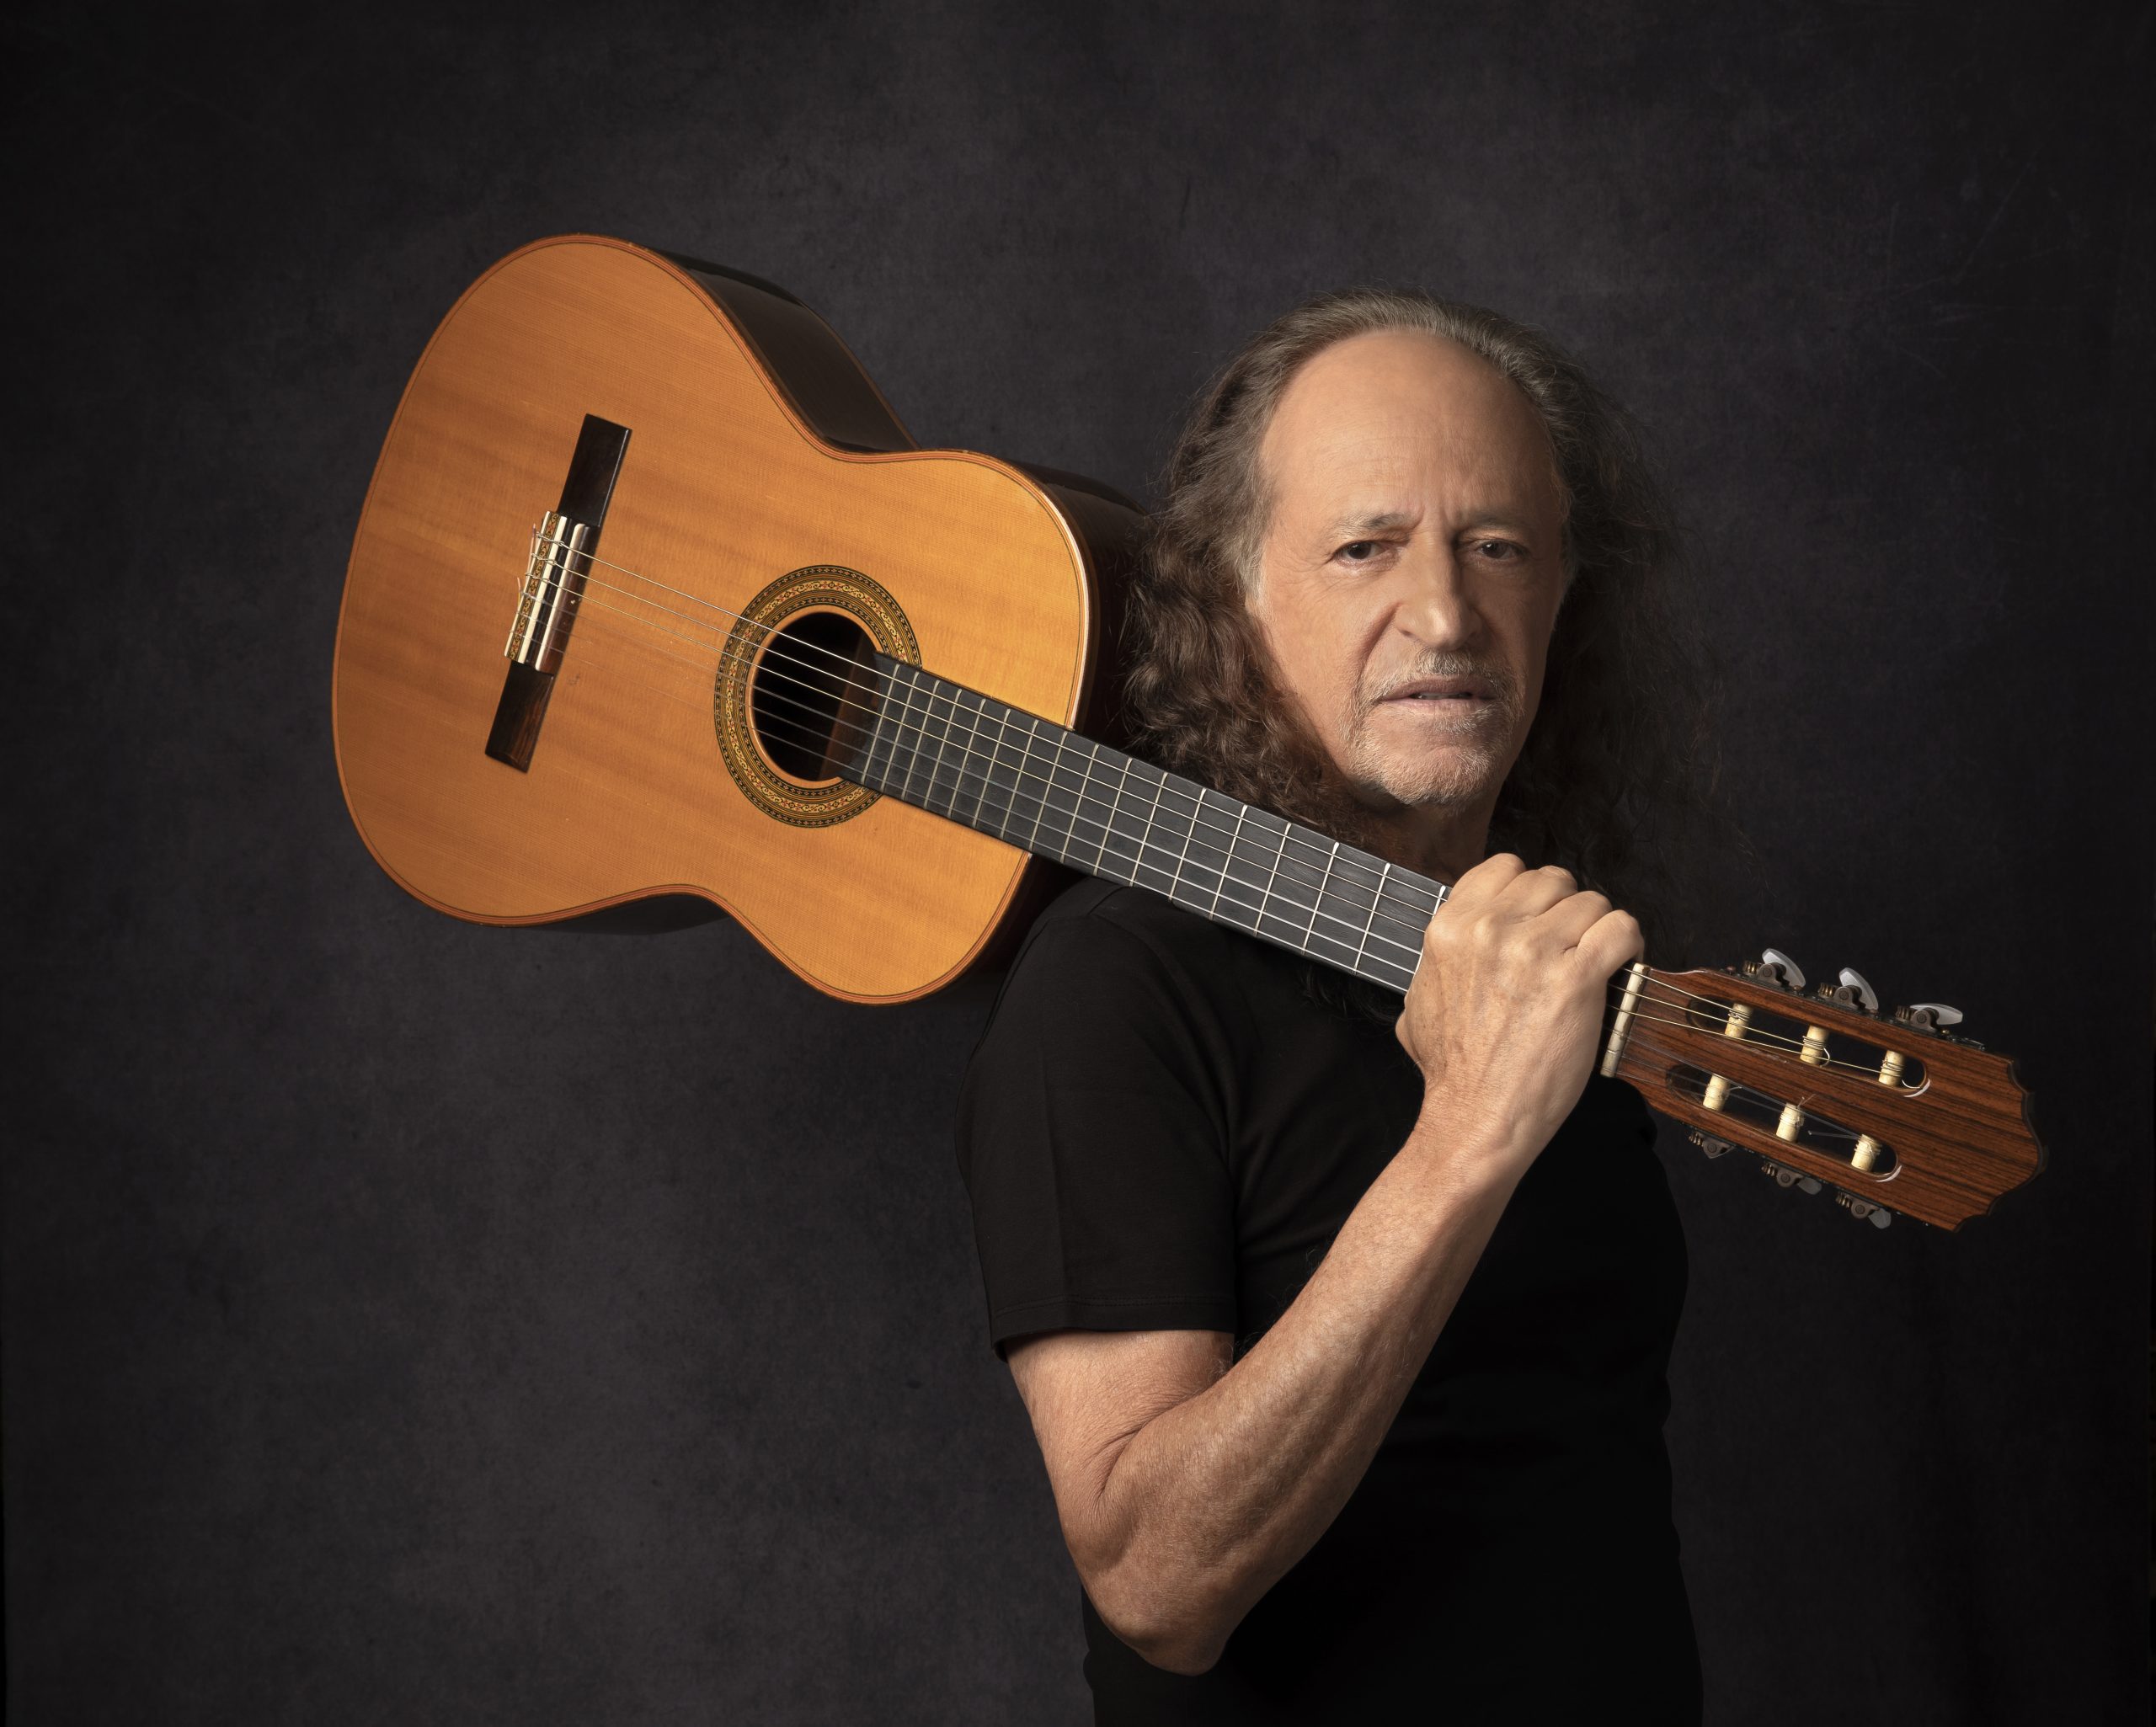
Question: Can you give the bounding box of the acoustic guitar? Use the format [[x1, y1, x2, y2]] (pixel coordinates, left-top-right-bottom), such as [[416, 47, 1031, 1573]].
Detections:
[[332, 234, 2043, 1233]]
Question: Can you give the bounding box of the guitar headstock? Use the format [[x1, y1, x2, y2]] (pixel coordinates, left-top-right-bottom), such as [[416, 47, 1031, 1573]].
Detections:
[[1603, 954, 2045, 1231]]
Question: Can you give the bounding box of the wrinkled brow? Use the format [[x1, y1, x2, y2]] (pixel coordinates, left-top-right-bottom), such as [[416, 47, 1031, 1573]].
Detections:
[[1324, 509, 1420, 536]]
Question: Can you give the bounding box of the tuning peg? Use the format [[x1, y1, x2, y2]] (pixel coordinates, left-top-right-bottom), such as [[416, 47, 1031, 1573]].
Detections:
[[1902, 1001, 1964, 1031], [1833, 967, 1879, 1013], [1756, 948, 1806, 990], [1762, 1160, 1822, 1195], [1836, 1192, 1893, 1229]]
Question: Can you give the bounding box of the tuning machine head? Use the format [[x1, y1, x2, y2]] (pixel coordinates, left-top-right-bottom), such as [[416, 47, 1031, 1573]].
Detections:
[[1896, 1000, 1966, 1035], [1827, 967, 1879, 1014], [1747, 947, 1806, 991]]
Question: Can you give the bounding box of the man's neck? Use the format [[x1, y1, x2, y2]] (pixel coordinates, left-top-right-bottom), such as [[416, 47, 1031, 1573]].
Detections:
[[1359, 800, 1493, 886]]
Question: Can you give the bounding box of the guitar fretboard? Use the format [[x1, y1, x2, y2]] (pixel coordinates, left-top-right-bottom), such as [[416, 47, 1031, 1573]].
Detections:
[[840, 657, 1444, 993]]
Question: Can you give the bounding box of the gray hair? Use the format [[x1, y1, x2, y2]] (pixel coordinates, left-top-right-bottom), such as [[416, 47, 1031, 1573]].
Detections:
[[1123, 287, 1716, 944]]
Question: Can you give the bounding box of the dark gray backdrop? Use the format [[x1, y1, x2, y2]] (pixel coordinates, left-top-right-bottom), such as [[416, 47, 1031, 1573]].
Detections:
[[8, 3, 2149, 1722]]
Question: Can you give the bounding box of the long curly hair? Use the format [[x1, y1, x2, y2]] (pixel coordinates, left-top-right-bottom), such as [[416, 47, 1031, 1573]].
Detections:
[[1122, 289, 1716, 945]]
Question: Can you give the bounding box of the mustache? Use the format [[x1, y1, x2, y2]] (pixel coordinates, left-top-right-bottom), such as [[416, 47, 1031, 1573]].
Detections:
[[1360, 654, 1522, 708]]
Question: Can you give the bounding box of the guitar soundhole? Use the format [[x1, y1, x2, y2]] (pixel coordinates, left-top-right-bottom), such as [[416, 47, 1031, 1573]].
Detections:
[[748, 609, 878, 786], [713, 565, 916, 829]]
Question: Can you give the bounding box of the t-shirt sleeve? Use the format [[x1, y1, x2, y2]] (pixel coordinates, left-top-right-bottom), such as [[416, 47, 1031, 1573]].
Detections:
[[955, 902, 1239, 1353]]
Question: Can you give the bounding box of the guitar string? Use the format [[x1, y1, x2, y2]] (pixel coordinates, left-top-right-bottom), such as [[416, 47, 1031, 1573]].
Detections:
[[531, 551, 1441, 934], [1619, 1058, 1876, 1153], [514, 535, 1449, 923], [553, 587, 1442, 959], [523, 603, 1915, 1078], [1603, 977, 1911, 1079], [563, 566, 1439, 909], [524, 546, 1922, 1057], [548, 597, 1914, 1070], [1665, 1073, 1872, 1149], [555, 595, 1919, 1041], [1607, 971, 1919, 1074], [558, 594, 1429, 979], [528, 539, 1934, 1043], [1603, 999, 1908, 1087]]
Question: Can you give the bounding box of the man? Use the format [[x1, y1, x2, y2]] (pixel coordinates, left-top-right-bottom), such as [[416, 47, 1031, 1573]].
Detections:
[[957, 292, 1704, 1722]]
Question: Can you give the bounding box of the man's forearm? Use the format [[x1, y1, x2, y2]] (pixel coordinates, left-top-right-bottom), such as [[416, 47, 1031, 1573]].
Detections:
[[1056, 1113, 1525, 1672]]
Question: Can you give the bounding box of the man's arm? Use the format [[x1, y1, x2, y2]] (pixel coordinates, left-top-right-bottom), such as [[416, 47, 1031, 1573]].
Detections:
[[1006, 853, 1641, 1676]]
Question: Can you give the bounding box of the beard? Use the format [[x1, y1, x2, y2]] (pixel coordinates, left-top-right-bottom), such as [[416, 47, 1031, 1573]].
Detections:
[[1339, 652, 1525, 813]]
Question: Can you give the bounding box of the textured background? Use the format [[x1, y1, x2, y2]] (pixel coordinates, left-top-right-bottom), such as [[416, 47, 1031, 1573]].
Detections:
[[8, 3, 2149, 1722]]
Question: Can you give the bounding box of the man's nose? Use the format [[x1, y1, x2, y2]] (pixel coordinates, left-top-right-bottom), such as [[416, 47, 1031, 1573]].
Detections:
[[1391, 546, 1479, 649]]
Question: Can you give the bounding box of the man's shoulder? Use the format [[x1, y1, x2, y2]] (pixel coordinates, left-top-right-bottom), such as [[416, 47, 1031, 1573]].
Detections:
[[1014, 877, 1245, 983]]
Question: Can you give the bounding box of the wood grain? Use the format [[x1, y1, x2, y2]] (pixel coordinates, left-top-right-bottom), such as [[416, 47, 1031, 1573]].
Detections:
[[1612, 966, 2045, 1229], [333, 236, 1121, 1001]]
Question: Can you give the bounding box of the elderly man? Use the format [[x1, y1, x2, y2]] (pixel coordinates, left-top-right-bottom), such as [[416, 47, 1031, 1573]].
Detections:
[[957, 292, 1702, 1723]]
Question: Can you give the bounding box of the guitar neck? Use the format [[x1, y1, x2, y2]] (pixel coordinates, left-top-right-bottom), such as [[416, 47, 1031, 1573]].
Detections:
[[841, 657, 1445, 993]]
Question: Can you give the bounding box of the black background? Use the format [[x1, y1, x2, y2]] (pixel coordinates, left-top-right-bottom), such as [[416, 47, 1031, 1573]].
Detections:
[[8, 3, 2150, 1722]]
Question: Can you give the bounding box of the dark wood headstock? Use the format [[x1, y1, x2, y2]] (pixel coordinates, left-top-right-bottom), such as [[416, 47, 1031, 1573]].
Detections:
[[1603, 960, 2044, 1231]]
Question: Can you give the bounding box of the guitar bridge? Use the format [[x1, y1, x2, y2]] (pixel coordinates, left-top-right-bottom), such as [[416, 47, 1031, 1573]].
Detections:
[[484, 414, 631, 771]]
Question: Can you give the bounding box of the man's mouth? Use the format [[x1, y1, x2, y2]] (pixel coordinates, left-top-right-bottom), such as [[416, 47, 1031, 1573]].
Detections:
[[1376, 676, 1490, 705]]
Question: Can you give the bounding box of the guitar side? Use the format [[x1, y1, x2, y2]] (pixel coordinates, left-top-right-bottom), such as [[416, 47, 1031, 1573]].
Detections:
[[332, 235, 1139, 1002]]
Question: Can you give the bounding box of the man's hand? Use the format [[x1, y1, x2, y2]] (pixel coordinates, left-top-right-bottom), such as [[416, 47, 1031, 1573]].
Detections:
[[1396, 852, 1643, 1184]]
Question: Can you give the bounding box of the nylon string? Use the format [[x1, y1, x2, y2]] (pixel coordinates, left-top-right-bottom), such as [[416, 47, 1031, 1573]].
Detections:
[[527, 542, 1444, 967]]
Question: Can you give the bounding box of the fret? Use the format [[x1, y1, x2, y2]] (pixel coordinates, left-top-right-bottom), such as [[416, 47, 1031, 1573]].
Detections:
[[990, 704, 1043, 841], [1377, 868, 1444, 930], [925, 680, 972, 819], [921, 678, 960, 816], [859, 659, 901, 793], [1209, 800, 1248, 918], [894, 669, 953, 810], [1128, 760, 1167, 890], [894, 668, 933, 807], [1093, 752, 1129, 881], [976, 700, 1022, 840], [1306, 849, 1385, 973], [1167, 787, 1233, 917], [867, 663, 908, 795], [1214, 805, 1287, 936], [1304, 842, 1341, 950], [1356, 862, 1393, 972], [1257, 827, 1325, 946], [945, 688, 995, 829], [1068, 739, 1105, 866], [903, 674, 943, 811], [1022, 718, 1059, 855], [1050, 725, 1089, 863], [1253, 818, 1289, 935], [1102, 762, 1156, 887], [1134, 773, 1198, 898]]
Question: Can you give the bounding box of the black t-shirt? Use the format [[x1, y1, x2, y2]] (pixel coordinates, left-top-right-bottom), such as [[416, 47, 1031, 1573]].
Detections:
[[957, 878, 1700, 1724]]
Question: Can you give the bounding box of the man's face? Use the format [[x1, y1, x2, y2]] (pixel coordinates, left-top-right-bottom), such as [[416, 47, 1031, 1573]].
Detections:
[[1247, 330, 1567, 828]]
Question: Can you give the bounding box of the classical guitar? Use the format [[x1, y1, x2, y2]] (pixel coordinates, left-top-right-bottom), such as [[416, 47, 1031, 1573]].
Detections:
[[333, 234, 2044, 1232]]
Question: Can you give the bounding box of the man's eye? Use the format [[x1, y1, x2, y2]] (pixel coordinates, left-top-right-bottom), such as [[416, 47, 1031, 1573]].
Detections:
[[1337, 540, 1380, 562], [1473, 539, 1523, 561]]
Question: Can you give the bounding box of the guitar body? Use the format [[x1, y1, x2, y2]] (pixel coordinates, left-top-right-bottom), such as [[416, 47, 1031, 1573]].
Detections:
[[334, 235, 1140, 1001]]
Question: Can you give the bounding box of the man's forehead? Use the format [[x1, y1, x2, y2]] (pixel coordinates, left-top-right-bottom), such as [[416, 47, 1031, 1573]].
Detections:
[[1261, 333, 1558, 518]]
